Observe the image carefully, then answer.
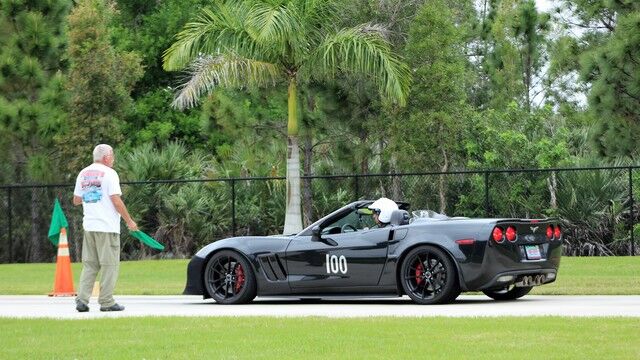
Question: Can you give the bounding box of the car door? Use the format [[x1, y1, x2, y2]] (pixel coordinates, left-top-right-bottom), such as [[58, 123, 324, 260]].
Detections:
[[284, 210, 390, 290]]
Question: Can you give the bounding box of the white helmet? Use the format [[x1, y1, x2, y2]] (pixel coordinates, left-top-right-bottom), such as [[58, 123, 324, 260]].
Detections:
[[368, 197, 399, 223]]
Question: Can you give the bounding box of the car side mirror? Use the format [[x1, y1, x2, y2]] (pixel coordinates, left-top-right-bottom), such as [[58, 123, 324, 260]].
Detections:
[[311, 225, 338, 246], [311, 226, 322, 242]]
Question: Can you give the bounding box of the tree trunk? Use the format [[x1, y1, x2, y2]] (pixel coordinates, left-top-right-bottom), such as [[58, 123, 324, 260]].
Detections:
[[29, 189, 43, 262], [439, 148, 449, 214], [547, 171, 557, 210], [72, 216, 82, 262], [283, 78, 303, 234], [378, 138, 388, 196], [302, 134, 314, 227], [390, 155, 402, 201], [284, 136, 303, 234], [524, 51, 532, 112], [359, 128, 369, 174]]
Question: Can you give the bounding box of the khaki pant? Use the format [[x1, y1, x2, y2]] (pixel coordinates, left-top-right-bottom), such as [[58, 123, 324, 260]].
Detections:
[[76, 231, 120, 307]]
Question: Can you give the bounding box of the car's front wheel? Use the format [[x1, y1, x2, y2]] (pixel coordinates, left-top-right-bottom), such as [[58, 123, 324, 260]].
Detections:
[[482, 286, 532, 301], [204, 250, 256, 304], [400, 245, 460, 304]]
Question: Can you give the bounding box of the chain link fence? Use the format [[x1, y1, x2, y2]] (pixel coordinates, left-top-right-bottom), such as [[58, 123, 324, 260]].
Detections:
[[1, 166, 637, 263]]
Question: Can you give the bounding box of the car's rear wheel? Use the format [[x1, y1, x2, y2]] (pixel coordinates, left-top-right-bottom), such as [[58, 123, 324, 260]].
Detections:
[[400, 246, 460, 305], [482, 285, 532, 300], [204, 250, 256, 304]]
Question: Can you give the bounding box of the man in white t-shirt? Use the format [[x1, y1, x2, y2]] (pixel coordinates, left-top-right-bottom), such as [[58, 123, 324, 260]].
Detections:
[[73, 144, 138, 312]]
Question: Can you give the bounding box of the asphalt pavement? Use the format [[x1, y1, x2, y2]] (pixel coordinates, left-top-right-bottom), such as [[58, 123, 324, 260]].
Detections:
[[0, 295, 638, 319]]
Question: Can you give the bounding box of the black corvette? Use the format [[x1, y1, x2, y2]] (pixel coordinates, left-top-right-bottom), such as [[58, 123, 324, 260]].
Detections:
[[184, 200, 562, 304]]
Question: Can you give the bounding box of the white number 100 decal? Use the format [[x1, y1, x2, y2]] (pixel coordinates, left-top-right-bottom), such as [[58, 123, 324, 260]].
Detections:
[[326, 255, 348, 274]]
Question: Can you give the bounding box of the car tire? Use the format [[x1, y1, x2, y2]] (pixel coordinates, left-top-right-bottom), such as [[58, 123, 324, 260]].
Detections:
[[482, 286, 532, 301], [204, 250, 257, 304], [400, 245, 460, 305]]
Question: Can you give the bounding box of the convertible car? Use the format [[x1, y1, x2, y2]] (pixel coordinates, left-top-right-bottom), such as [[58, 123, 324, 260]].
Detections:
[[184, 200, 562, 304]]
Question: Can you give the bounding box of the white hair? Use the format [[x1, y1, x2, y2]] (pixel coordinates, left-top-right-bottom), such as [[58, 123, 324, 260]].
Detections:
[[93, 144, 113, 162]]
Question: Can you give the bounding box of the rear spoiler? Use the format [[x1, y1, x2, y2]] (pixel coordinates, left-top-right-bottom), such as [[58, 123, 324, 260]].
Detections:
[[496, 218, 559, 224]]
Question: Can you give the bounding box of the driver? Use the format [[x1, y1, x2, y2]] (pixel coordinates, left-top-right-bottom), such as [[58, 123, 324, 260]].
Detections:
[[368, 197, 399, 228]]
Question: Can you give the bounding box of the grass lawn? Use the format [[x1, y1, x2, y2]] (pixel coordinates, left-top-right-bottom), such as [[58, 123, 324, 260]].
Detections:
[[530, 256, 640, 295], [0, 259, 188, 295], [0, 256, 638, 295], [0, 316, 638, 359]]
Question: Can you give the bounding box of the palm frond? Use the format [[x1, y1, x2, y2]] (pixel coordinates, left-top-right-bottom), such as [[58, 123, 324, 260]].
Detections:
[[296, 0, 341, 28], [163, 7, 222, 71], [247, 1, 306, 59], [171, 54, 281, 109], [163, 1, 262, 71], [310, 23, 411, 106], [295, 0, 340, 43]]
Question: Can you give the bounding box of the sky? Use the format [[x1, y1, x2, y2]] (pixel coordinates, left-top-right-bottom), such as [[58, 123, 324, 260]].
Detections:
[[536, 0, 554, 13]]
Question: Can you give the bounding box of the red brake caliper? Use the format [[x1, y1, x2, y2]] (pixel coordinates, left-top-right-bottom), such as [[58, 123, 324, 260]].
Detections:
[[415, 262, 424, 285], [235, 263, 245, 292]]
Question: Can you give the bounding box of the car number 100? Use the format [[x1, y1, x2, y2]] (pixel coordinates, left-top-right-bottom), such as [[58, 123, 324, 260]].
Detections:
[[326, 255, 348, 274]]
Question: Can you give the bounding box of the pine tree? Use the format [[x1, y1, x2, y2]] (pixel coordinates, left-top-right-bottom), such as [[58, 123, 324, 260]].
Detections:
[[0, 0, 72, 261], [553, 1, 640, 158], [58, 0, 143, 174], [480, 0, 550, 111], [580, 5, 640, 158], [0, 0, 71, 180], [398, 0, 471, 213]]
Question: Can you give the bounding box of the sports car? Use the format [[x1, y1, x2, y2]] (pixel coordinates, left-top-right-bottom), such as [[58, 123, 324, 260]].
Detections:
[[184, 200, 562, 304]]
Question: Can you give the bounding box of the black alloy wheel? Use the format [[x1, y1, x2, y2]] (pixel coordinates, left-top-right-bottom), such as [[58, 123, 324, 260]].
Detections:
[[482, 285, 532, 301], [204, 250, 256, 304], [400, 246, 460, 305]]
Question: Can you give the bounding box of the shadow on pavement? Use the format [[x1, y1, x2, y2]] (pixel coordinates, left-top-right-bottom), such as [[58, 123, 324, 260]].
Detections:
[[184, 296, 503, 306]]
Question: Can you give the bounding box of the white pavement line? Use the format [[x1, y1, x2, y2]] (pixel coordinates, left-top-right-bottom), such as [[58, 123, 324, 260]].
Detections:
[[0, 295, 638, 319]]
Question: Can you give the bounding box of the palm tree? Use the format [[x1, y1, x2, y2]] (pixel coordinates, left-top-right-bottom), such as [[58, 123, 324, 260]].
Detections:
[[163, 0, 410, 234]]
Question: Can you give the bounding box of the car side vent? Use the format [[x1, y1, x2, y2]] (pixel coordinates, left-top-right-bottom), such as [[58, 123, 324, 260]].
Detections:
[[258, 254, 287, 281]]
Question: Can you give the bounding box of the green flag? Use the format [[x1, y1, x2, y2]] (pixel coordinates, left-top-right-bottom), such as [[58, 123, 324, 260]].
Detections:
[[47, 198, 69, 246], [129, 230, 165, 250]]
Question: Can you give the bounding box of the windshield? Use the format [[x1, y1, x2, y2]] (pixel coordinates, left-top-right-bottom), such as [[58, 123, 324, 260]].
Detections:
[[411, 210, 449, 221], [321, 209, 377, 234]]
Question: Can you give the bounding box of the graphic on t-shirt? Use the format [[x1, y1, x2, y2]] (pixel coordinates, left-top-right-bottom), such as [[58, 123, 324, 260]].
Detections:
[[80, 170, 105, 203]]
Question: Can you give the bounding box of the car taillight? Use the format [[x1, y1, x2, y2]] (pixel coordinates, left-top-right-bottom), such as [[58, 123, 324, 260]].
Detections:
[[554, 225, 561, 239], [506, 226, 517, 242], [492, 226, 504, 243], [546, 225, 554, 240]]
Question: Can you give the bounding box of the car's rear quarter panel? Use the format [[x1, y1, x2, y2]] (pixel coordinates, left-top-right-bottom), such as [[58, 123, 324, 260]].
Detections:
[[379, 220, 493, 291], [379, 218, 561, 292]]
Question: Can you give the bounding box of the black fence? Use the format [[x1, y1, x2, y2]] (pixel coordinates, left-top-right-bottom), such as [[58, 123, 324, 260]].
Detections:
[[1, 165, 637, 263]]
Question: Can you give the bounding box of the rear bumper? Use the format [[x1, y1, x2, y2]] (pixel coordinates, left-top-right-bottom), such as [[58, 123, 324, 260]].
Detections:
[[183, 255, 206, 296], [460, 240, 562, 291], [478, 268, 557, 290]]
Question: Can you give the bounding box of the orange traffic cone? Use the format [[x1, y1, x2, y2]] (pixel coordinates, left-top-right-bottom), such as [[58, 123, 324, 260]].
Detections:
[[48, 228, 77, 297]]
